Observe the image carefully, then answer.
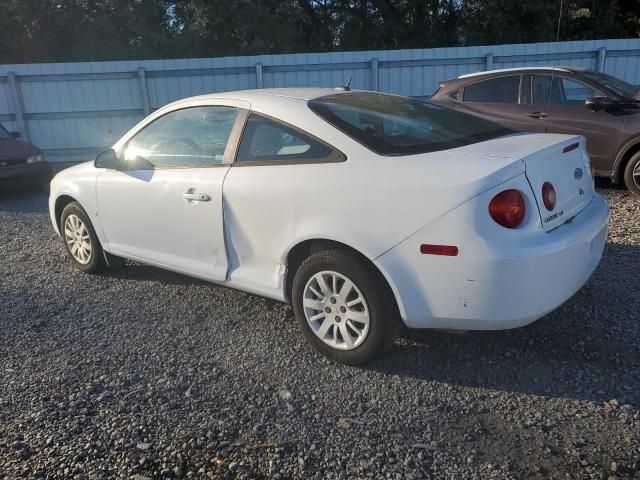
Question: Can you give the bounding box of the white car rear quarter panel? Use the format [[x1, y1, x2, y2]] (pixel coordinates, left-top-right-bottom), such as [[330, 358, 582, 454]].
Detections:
[[375, 174, 609, 329], [220, 99, 531, 299]]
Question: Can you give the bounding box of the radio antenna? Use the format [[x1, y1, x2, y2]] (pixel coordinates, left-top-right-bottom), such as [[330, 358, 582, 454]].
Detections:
[[345, 74, 353, 90], [546, 0, 564, 117], [335, 74, 353, 92]]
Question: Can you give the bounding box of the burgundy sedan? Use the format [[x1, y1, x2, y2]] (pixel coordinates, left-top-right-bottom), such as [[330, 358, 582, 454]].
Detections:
[[0, 123, 51, 190], [430, 67, 640, 196]]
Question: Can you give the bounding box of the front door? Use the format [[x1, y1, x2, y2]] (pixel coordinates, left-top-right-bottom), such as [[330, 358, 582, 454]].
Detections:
[[524, 74, 624, 173], [95, 105, 242, 281]]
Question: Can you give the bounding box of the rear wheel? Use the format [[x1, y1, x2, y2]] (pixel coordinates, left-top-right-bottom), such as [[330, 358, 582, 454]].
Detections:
[[60, 202, 106, 273], [291, 248, 401, 365], [623, 151, 640, 197]]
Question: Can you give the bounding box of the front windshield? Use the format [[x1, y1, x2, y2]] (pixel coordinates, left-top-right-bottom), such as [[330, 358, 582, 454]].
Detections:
[[309, 92, 513, 156], [0, 123, 10, 139], [582, 71, 639, 100]]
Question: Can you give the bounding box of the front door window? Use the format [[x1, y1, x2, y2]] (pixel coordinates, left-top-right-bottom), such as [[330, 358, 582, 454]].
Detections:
[[123, 106, 238, 168], [531, 75, 599, 106]]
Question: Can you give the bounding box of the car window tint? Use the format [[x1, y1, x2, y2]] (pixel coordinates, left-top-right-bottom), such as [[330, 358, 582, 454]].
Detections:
[[124, 106, 238, 168], [462, 76, 520, 103], [561, 78, 597, 103], [532, 75, 597, 106], [236, 113, 334, 162], [309, 92, 513, 156]]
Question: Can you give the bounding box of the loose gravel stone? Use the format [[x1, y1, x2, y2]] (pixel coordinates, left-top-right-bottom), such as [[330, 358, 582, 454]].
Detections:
[[0, 184, 639, 479]]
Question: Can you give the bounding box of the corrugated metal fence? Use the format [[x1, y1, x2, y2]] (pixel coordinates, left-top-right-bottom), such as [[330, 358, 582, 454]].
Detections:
[[1, 38, 639, 163]]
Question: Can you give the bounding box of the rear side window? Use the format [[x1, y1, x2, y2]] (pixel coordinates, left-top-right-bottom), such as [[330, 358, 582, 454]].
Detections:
[[308, 92, 513, 156], [447, 89, 460, 101], [236, 113, 342, 163], [463, 76, 521, 103]]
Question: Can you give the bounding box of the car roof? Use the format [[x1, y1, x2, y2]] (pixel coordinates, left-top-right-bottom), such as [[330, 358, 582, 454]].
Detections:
[[180, 87, 341, 104], [457, 66, 588, 79]]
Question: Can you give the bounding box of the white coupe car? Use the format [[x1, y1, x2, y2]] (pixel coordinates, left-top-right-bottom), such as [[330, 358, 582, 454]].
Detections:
[[49, 88, 609, 364]]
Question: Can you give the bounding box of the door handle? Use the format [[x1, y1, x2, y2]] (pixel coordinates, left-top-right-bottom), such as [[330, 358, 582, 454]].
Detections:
[[182, 191, 211, 202], [525, 112, 548, 119]]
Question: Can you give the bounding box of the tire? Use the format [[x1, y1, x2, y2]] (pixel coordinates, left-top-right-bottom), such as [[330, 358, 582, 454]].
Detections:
[[623, 151, 640, 197], [291, 248, 401, 365], [60, 202, 107, 273]]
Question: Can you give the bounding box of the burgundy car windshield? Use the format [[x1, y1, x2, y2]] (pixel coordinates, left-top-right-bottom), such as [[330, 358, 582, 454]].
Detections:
[[582, 71, 640, 100], [309, 92, 513, 156]]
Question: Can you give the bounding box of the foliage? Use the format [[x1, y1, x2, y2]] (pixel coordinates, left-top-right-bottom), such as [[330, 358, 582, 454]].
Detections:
[[0, 0, 638, 63]]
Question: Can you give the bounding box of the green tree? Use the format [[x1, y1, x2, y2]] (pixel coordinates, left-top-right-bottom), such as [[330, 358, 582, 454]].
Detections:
[[0, 0, 638, 64]]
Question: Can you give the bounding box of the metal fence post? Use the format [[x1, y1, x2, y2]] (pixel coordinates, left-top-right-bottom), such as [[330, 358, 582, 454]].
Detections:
[[255, 63, 264, 88], [597, 47, 607, 72], [137, 67, 150, 116], [370, 58, 379, 91], [7, 72, 30, 141], [485, 53, 494, 71]]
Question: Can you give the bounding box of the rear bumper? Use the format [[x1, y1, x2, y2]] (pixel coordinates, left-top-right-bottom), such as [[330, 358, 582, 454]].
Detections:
[[375, 192, 609, 330], [0, 163, 52, 186]]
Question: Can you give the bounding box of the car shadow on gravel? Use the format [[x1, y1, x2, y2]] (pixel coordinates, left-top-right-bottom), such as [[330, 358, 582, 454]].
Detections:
[[99, 241, 640, 408], [0, 188, 49, 213], [367, 241, 640, 407]]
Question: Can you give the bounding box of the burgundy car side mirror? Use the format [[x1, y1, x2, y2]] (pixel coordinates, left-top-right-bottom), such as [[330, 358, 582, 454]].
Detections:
[[585, 96, 615, 112]]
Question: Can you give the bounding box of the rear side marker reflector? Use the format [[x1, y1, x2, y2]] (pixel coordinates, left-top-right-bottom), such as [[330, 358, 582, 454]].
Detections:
[[563, 142, 579, 153], [420, 244, 459, 256]]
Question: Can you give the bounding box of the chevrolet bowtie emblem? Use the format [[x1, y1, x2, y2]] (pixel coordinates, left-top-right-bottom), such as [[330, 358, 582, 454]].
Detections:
[[574, 167, 583, 180]]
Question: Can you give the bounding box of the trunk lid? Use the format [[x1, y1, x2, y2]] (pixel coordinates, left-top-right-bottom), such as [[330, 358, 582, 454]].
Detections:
[[521, 136, 593, 232], [460, 133, 594, 232]]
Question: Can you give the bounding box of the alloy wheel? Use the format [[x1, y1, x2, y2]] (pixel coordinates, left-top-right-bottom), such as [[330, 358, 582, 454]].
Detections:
[[64, 214, 92, 265], [302, 270, 370, 350]]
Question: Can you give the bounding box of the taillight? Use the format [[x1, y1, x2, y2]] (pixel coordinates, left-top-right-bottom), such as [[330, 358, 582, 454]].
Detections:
[[488, 189, 526, 229], [542, 182, 556, 211]]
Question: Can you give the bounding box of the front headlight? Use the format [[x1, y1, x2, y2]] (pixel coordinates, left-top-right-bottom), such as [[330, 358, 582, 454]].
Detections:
[[26, 154, 44, 164]]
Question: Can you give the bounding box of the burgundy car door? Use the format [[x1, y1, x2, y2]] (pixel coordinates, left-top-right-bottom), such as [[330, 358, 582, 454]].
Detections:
[[524, 74, 624, 173], [457, 75, 526, 131]]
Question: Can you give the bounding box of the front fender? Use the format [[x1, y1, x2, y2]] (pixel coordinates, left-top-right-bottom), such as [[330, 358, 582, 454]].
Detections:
[[48, 162, 105, 245]]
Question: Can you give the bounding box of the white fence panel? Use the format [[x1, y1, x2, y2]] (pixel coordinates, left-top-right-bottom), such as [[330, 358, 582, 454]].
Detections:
[[1, 38, 639, 163]]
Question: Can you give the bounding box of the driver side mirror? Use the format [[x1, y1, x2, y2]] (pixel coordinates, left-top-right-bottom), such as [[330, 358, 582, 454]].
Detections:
[[94, 149, 120, 170], [9, 131, 21, 139], [585, 96, 616, 112]]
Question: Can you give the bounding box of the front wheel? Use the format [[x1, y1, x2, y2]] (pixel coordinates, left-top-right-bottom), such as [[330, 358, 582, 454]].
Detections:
[[291, 249, 401, 365], [60, 202, 106, 273], [623, 151, 640, 197]]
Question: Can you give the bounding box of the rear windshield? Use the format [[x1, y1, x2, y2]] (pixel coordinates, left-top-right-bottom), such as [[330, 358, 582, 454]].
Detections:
[[308, 92, 513, 156]]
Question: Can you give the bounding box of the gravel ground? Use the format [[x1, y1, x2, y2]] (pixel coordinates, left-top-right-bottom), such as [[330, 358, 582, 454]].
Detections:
[[1, 184, 639, 480]]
